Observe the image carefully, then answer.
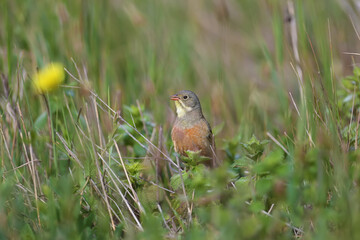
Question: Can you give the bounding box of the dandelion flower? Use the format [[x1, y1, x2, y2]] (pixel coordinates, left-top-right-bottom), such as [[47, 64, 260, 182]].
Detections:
[[33, 63, 65, 93]]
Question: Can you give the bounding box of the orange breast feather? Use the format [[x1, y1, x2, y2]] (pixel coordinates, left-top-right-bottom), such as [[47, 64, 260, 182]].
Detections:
[[171, 120, 212, 158]]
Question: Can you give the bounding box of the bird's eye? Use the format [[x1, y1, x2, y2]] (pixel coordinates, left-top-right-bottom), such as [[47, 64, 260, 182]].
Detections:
[[183, 95, 188, 100]]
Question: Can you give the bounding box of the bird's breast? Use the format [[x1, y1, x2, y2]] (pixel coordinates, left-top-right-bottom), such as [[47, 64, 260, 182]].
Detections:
[[171, 119, 211, 157]]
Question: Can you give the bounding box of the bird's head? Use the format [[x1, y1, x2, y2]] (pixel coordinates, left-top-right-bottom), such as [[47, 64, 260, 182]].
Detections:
[[170, 90, 202, 118]]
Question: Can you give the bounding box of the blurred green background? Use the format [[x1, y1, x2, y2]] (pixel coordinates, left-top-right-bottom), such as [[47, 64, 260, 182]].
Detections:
[[3, 0, 358, 134], [2, 0, 360, 239]]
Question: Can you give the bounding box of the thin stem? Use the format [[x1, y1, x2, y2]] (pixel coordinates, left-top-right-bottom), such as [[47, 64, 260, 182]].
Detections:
[[42, 94, 53, 172]]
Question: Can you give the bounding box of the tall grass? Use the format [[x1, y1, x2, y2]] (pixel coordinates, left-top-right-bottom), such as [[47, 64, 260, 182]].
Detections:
[[1, 0, 360, 239]]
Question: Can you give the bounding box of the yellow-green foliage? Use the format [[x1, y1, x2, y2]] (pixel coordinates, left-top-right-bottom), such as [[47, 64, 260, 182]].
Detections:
[[1, 0, 360, 239]]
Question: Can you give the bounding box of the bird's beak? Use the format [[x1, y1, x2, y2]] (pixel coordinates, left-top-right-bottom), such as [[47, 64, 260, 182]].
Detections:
[[170, 94, 180, 101]]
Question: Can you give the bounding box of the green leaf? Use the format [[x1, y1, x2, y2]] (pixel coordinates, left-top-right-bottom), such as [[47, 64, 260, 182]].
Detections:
[[234, 177, 252, 200], [20, 224, 36, 240], [342, 76, 358, 90], [353, 66, 360, 78], [127, 162, 144, 176], [249, 200, 265, 213], [134, 143, 147, 156], [232, 156, 254, 167], [255, 177, 274, 195], [182, 150, 210, 166], [252, 149, 284, 175], [213, 122, 225, 136], [34, 112, 48, 130], [240, 135, 269, 161], [170, 171, 189, 190]]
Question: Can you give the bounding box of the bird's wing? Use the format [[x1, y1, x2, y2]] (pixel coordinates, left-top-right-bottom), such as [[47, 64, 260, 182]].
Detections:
[[204, 119, 218, 167]]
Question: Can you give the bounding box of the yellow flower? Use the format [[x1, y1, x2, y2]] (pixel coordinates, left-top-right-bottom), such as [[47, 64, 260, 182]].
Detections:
[[33, 63, 65, 93]]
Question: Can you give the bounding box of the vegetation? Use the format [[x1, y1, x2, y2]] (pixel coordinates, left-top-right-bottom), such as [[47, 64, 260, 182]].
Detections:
[[1, 0, 360, 239]]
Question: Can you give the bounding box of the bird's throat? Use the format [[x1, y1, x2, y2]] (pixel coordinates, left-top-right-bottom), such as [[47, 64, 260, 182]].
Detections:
[[175, 101, 192, 118]]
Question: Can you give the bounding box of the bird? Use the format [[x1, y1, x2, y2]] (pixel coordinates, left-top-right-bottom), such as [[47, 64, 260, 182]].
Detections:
[[170, 90, 217, 168]]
